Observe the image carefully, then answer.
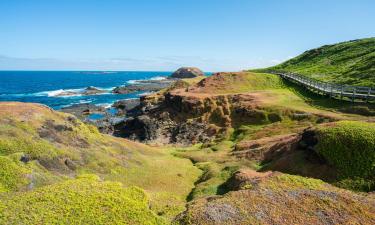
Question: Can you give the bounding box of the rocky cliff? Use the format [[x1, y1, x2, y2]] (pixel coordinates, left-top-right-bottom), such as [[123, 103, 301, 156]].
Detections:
[[118, 72, 335, 145]]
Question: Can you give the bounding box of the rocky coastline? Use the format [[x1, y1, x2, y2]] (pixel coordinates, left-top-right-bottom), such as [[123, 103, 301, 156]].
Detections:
[[59, 67, 207, 137]]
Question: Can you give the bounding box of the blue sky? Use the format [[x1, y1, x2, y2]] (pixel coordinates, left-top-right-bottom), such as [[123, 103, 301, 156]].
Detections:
[[0, 0, 374, 71]]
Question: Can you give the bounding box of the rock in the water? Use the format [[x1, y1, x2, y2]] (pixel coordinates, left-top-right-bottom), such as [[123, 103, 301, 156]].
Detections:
[[112, 83, 171, 94], [170, 67, 205, 79], [60, 103, 106, 119], [55, 86, 106, 97], [82, 86, 107, 95]]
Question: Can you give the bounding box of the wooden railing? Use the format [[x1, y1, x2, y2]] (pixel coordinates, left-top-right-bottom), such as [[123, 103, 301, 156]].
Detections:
[[269, 71, 375, 102]]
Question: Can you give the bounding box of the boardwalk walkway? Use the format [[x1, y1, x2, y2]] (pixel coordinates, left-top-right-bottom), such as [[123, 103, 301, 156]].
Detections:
[[271, 72, 375, 102]]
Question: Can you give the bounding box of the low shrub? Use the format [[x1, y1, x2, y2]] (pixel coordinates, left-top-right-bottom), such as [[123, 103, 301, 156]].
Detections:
[[0, 176, 165, 224], [315, 121, 375, 179]]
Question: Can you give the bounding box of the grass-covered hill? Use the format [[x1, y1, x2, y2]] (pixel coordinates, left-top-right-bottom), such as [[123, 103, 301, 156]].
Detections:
[[178, 171, 375, 225], [0, 102, 201, 223], [255, 37, 375, 86]]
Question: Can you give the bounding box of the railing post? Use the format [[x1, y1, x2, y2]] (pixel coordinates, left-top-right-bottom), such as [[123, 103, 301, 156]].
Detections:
[[276, 72, 373, 103], [352, 87, 356, 103], [366, 87, 371, 103], [330, 84, 333, 98], [340, 85, 343, 100]]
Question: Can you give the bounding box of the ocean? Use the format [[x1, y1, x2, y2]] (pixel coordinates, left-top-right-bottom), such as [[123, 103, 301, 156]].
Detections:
[[0, 71, 172, 109]]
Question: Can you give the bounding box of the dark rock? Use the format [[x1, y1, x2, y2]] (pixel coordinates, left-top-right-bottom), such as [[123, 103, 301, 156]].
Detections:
[[60, 104, 106, 119], [82, 86, 107, 95], [170, 67, 205, 79], [300, 128, 318, 148], [112, 99, 140, 115], [20, 155, 30, 163], [112, 83, 171, 94], [64, 158, 77, 170], [55, 86, 106, 97], [114, 115, 158, 140]]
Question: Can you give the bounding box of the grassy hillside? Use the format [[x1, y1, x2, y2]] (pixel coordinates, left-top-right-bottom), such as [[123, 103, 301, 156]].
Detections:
[[187, 72, 284, 94], [255, 37, 375, 86], [0, 102, 200, 222]]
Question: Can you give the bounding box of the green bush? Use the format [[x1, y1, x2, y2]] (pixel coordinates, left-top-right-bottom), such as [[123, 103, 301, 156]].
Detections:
[[0, 156, 30, 192], [0, 176, 165, 224], [335, 177, 375, 192], [315, 121, 375, 179], [0, 136, 58, 160]]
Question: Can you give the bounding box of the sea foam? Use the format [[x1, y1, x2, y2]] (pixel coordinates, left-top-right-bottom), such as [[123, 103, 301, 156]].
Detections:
[[127, 76, 167, 84]]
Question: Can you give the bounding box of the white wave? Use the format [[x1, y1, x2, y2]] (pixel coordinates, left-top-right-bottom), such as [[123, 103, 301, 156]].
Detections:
[[101, 86, 116, 91], [138, 92, 153, 97], [1, 93, 30, 97], [34, 88, 84, 97], [79, 100, 92, 104], [127, 80, 139, 84], [150, 76, 167, 81], [96, 103, 112, 108], [126, 76, 167, 84], [59, 103, 73, 108], [34, 87, 112, 98]]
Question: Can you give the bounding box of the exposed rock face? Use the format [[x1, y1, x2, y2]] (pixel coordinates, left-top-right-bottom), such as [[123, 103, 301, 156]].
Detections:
[[170, 67, 205, 78], [117, 72, 332, 145], [112, 99, 140, 115], [232, 134, 300, 161], [118, 90, 271, 145], [232, 128, 337, 182]]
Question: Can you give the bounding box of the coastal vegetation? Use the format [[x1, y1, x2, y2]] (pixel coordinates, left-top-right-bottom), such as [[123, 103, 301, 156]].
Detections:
[[1, 37, 375, 224], [255, 37, 375, 86], [0, 102, 200, 222], [0, 175, 165, 225], [315, 121, 375, 191]]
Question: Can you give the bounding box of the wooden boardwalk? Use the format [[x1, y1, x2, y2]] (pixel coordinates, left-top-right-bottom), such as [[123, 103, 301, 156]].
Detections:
[[271, 72, 375, 102]]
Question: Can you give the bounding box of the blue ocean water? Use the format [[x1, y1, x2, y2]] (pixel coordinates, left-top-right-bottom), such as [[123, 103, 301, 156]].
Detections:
[[0, 71, 172, 109]]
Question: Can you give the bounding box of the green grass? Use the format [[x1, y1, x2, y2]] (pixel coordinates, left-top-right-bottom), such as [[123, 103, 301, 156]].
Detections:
[[0, 175, 165, 225], [255, 37, 375, 86], [174, 134, 258, 201], [315, 121, 375, 191], [186, 162, 239, 200], [193, 72, 284, 94], [0, 103, 201, 222], [224, 72, 284, 92], [0, 156, 30, 192]]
